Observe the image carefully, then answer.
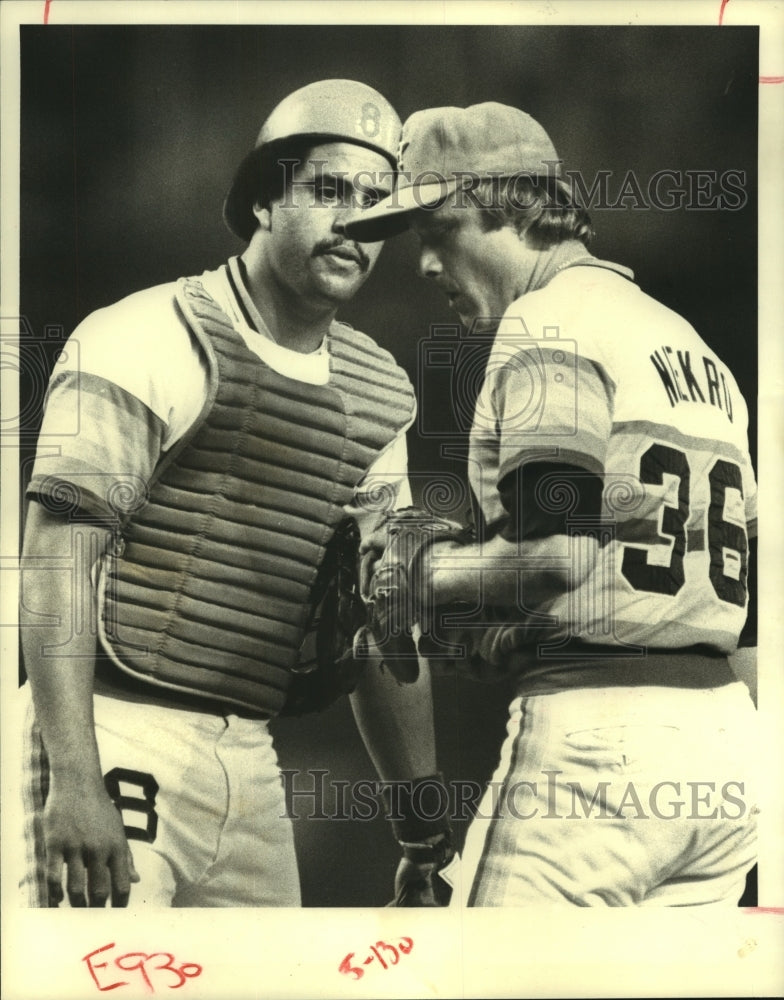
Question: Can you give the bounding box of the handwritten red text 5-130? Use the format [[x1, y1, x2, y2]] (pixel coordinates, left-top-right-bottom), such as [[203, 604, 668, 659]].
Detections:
[[339, 937, 414, 980]]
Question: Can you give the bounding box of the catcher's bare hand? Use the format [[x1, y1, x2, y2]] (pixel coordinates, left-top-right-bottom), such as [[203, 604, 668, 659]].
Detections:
[[43, 774, 139, 907]]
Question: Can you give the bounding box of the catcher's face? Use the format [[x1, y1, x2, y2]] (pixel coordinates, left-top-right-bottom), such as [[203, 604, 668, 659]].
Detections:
[[411, 202, 528, 331], [254, 142, 393, 308]]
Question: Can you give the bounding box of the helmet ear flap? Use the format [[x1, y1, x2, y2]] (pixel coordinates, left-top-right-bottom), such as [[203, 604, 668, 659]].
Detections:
[[222, 140, 303, 241], [223, 147, 266, 242]]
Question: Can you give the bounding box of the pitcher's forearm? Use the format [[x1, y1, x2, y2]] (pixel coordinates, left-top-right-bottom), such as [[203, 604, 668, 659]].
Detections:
[[429, 532, 597, 608]]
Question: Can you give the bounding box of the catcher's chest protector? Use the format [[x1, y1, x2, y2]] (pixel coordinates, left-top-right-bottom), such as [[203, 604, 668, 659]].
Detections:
[[100, 277, 415, 715]]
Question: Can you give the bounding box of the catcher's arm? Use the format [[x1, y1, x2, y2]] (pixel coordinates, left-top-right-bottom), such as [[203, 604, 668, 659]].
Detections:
[[350, 454, 457, 904], [349, 651, 457, 906], [20, 501, 139, 907], [349, 636, 435, 778]]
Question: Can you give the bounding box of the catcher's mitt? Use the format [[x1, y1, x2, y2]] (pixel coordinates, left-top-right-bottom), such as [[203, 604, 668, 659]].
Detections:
[[361, 507, 473, 683], [281, 517, 367, 716]]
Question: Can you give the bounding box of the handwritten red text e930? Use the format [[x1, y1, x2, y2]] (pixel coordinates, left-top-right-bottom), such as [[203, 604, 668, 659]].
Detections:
[[82, 942, 203, 992]]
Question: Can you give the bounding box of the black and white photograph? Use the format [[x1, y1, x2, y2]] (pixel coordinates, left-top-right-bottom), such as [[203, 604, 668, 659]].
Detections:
[[1, 1, 782, 997]]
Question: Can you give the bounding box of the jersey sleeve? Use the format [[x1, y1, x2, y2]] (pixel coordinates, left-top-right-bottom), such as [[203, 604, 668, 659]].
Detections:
[[472, 311, 615, 537], [26, 287, 208, 522], [27, 368, 167, 521], [490, 337, 614, 482]]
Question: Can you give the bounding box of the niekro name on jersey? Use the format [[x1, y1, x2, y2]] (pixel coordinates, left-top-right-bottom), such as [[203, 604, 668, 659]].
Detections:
[[650, 346, 735, 420]]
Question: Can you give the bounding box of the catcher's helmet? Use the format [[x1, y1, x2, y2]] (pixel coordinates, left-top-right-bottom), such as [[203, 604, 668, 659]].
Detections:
[[223, 79, 402, 241]]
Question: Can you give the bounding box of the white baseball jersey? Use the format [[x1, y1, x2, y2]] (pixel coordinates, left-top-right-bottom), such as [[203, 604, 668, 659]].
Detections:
[[470, 263, 755, 663]]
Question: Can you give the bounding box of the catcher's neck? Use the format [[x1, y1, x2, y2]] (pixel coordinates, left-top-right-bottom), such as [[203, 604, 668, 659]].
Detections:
[[239, 244, 334, 355]]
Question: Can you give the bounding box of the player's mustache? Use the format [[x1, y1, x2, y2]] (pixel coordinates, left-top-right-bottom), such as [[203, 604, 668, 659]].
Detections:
[[313, 239, 370, 271]]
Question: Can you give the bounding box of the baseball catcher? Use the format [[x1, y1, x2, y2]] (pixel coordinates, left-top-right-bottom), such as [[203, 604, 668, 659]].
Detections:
[[19, 78, 453, 911]]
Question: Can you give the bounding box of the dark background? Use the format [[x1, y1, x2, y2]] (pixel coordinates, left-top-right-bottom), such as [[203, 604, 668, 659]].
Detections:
[[19, 24, 758, 905]]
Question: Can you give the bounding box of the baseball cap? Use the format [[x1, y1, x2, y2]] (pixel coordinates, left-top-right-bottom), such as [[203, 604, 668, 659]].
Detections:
[[343, 102, 561, 242]]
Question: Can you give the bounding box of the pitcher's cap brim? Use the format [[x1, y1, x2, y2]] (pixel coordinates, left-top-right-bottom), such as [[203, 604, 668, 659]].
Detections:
[[344, 178, 463, 242]]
